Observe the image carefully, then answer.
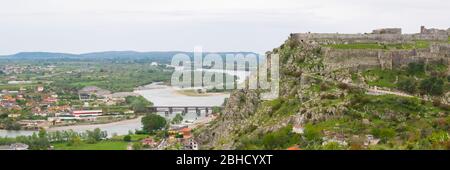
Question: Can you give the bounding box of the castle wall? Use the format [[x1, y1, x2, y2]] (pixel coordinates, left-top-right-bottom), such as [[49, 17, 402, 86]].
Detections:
[[293, 33, 447, 44], [322, 45, 449, 71], [294, 27, 449, 71]]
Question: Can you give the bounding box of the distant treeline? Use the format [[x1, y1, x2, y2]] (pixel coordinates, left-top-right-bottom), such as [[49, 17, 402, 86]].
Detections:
[[0, 51, 261, 64]]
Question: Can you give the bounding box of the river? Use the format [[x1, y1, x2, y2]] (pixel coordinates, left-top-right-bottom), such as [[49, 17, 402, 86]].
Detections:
[[0, 84, 230, 138]]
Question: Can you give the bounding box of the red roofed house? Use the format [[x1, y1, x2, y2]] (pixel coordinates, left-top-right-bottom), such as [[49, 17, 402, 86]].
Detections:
[[180, 127, 192, 139]]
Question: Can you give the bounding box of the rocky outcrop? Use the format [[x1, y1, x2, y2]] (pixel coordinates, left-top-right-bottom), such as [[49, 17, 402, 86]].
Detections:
[[195, 38, 339, 149], [196, 89, 260, 149], [195, 29, 449, 149]]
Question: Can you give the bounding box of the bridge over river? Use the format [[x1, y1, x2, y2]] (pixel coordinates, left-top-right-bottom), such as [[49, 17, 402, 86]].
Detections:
[[147, 106, 224, 116]]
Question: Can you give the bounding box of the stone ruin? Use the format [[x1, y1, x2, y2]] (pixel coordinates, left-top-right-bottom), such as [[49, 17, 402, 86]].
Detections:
[[291, 26, 450, 71], [292, 26, 449, 44]]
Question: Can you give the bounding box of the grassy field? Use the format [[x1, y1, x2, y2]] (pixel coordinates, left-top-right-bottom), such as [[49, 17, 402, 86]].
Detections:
[[53, 141, 129, 150], [362, 68, 405, 88]]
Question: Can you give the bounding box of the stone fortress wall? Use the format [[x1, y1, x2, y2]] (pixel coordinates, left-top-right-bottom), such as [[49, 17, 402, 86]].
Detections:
[[292, 26, 448, 44], [291, 26, 450, 71]]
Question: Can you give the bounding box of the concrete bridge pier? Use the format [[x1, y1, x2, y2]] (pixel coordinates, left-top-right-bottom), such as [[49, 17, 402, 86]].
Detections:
[[184, 107, 188, 115], [196, 107, 200, 116], [164, 111, 169, 117]]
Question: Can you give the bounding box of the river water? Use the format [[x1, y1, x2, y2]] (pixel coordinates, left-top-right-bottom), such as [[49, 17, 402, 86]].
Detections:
[[0, 84, 230, 138]]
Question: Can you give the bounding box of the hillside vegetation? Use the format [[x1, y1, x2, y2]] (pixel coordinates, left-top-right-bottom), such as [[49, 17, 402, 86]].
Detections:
[[196, 37, 450, 150]]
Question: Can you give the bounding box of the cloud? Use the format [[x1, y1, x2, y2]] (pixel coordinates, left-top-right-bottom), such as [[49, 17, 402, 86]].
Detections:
[[0, 0, 448, 55]]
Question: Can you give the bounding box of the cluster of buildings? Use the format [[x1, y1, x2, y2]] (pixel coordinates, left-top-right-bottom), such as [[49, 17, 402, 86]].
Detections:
[[0, 65, 55, 75], [131, 126, 199, 150], [167, 125, 199, 150], [0, 143, 29, 150], [0, 83, 135, 129], [0, 86, 58, 112]]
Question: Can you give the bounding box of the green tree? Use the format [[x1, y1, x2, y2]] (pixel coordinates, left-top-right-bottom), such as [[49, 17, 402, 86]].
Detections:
[[141, 114, 167, 133], [67, 136, 82, 146], [407, 62, 425, 76], [397, 78, 417, 94], [86, 128, 106, 144], [26, 129, 50, 150], [123, 135, 132, 142], [172, 114, 183, 124], [4, 119, 21, 130], [419, 77, 444, 96]]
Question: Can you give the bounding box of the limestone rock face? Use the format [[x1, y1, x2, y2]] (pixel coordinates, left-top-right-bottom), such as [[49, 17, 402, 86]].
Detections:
[[196, 89, 260, 149]]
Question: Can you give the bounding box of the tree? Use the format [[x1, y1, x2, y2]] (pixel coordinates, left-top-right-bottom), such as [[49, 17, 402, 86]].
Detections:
[[4, 119, 21, 130], [397, 78, 417, 94], [419, 77, 444, 96], [68, 136, 82, 146], [407, 62, 425, 76], [141, 114, 167, 133], [25, 129, 50, 150], [86, 128, 106, 144], [123, 135, 132, 142], [172, 114, 183, 124]]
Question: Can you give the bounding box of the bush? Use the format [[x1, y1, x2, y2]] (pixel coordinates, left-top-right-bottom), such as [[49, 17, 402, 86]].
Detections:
[[304, 124, 322, 142], [123, 135, 132, 142], [132, 142, 143, 150], [261, 126, 300, 149], [372, 128, 396, 142]]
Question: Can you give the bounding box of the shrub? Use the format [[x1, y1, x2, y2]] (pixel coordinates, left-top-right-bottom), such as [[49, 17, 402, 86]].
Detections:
[[123, 135, 132, 142]]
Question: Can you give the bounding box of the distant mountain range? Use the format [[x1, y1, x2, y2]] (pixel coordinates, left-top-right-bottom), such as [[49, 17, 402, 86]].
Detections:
[[0, 51, 261, 64]]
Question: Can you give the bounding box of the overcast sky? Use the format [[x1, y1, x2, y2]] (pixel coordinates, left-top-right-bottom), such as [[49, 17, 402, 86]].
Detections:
[[0, 0, 449, 55]]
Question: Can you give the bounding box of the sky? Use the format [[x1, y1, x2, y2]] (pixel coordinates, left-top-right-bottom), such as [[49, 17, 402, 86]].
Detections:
[[0, 0, 449, 55]]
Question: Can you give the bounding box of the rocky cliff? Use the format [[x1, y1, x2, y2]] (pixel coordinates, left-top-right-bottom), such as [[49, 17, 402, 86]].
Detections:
[[196, 31, 450, 150]]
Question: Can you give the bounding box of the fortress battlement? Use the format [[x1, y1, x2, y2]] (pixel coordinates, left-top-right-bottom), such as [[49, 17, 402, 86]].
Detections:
[[287, 26, 450, 72], [292, 26, 449, 44]]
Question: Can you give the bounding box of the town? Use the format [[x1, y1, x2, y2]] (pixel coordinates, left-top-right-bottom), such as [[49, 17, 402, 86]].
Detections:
[[0, 54, 227, 150]]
